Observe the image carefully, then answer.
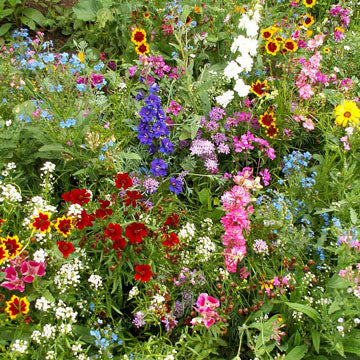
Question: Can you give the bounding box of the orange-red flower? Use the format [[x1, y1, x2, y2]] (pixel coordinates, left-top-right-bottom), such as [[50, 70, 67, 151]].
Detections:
[[115, 173, 133, 190], [125, 222, 148, 244], [1, 235, 22, 259], [62, 189, 91, 206], [5, 295, 30, 320], [54, 216, 73, 238], [266, 124, 279, 138], [134, 264, 153, 282], [30, 211, 51, 233], [57, 241, 75, 258], [251, 80, 268, 97]]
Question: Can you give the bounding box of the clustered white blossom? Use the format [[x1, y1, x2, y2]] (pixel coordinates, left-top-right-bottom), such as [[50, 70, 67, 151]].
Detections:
[[33, 248, 48, 262], [253, 239, 269, 255], [54, 258, 84, 294], [67, 203, 83, 217], [72, 342, 90, 360], [195, 236, 216, 261], [0, 183, 22, 203], [178, 222, 196, 242], [40, 162, 56, 193], [55, 300, 78, 323], [10, 339, 29, 354], [88, 274, 103, 290], [31, 324, 57, 345], [128, 286, 139, 299], [35, 296, 53, 312]]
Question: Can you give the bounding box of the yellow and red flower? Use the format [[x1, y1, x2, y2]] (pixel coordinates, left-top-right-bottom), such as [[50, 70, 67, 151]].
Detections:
[[303, 0, 316, 7], [143, 12, 151, 19], [135, 42, 150, 56], [266, 124, 279, 138], [131, 28, 147, 46], [259, 110, 276, 128], [302, 14, 315, 28], [323, 47, 330, 53], [261, 28, 274, 40], [0, 243, 8, 265], [30, 211, 51, 233], [251, 80, 269, 97], [5, 295, 30, 320], [54, 216, 73, 238], [194, 6, 201, 14], [265, 40, 280, 56], [283, 39, 298, 52], [1, 235, 22, 259]]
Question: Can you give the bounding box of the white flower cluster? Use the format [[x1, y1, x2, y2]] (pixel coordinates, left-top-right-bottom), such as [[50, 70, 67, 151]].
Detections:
[[45, 350, 56, 360], [88, 274, 103, 290], [35, 296, 53, 312], [216, 0, 263, 106], [10, 339, 29, 354], [33, 248, 48, 262], [31, 324, 57, 344], [72, 342, 90, 360], [201, 217, 213, 232], [195, 236, 216, 261], [1, 162, 16, 177], [253, 239, 269, 255], [54, 258, 84, 294], [292, 311, 304, 322], [0, 183, 22, 203], [128, 286, 139, 299], [67, 203, 83, 217], [55, 300, 78, 323], [40, 162, 56, 193], [178, 222, 196, 242]]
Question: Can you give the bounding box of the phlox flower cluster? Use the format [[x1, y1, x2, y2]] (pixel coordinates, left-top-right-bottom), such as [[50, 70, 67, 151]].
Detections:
[[220, 170, 258, 273], [191, 293, 220, 328], [329, 6, 350, 42]]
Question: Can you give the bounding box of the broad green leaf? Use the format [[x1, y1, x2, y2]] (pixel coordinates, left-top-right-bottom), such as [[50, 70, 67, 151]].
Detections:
[[23, 8, 47, 26], [311, 329, 320, 353], [73, 0, 102, 21], [38, 144, 68, 153], [0, 23, 12, 36], [350, 208, 358, 224], [198, 188, 210, 206], [117, 152, 141, 160], [284, 345, 308, 360], [285, 302, 320, 322], [327, 274, 349, 289]]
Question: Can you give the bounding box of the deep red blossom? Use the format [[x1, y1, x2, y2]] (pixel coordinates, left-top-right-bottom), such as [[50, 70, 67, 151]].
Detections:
[[134, 264, 153, 282], [124, 191, 142, 208], [112, 237, 126, 250], [164, 213, 179, 228], [125, 222, 148, 244], [75, 210, 95, 230], [115, 173, 133, 190], [62, 189, 91, 206], [57, 241, 75, 258], [95, 199, 113, 219], [104, 223, 123, 241], [161, 232, 179, 247]]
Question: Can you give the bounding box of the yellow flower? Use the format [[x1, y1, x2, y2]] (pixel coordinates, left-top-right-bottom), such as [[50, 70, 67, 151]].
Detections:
[[5, 295, 30, 320], [135, 42, 150, 56], [323, 47, 330, 53], [265, 40, 280, 56], [0, 243, 8, 265], [261, 28, 274, 40], [131, 28, 147, 46], [284, 39, 298, 52], [303, 0, 316, 8], [78, 51, 84, 63], [335, 26, 345, 33], [302, 13, 315, 28], [334, 100, 360, 127], [54, 216, 73, 238]]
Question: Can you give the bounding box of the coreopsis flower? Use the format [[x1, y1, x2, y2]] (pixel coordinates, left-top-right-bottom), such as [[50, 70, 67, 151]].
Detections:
[[261, 28, 274, 40], [265, 124, 279, 138], [250, 79, 268, 97], [161, 232, 179, 247], [265, 40, 280, 55], [125, 222, 148, 244], [259, 110, 276, 128], [283, 39, 298, 52], [56, 241, 74, 258], [164, 213, 179, 228], [0, 243, 8, 264], [115, 173, 133, 190], [124, 190, 142, 208], [303, 0, 316, 7], [135, 42, 150, 56], [302, 14, 315, 28], [5, 295, 30, 320], [62, 189, 91, 206], [105, 223, 123, 241], [334, 100, 360, 127], [30, 211, 51, 233], [1, 235, 22, 259], [131, 28, 147, 45], [75, 210, 95, 230], [95, 200, 113, 219], [134, 264, 153, 282], [54, 216, 73, 238]]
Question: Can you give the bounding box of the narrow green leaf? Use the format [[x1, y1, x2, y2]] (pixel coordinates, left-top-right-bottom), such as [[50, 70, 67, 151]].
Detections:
[[285, 302, 320, 322], [311, 329, 320, 353], [284, 345, 308, 360]]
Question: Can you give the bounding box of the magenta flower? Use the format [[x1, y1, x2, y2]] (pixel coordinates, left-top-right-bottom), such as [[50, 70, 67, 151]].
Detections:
[[166, 100, 182, 116], [20, 261, 46, 282], [1, 266, 27, 292]]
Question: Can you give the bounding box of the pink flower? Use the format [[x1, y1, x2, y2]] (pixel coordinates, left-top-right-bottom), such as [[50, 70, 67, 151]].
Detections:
[[20, 261, 46, 283], [260, 168, 271, 186], [128, 65, 137, 77], [1, 266, 27, 292], [303, 118, 314, 131], [196, 293, 220, 310], [239, 267, 249, 279], [167, 100, 182, 116]]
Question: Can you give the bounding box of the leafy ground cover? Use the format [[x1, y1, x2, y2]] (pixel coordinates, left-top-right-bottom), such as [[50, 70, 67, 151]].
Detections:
[[0, 0, 360, 359]]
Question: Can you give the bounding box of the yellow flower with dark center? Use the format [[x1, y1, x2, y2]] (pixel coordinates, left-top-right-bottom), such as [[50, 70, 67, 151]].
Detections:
[[323, 47, 330, 53], [54, 215, 73, 238], [135, 42, 150, 56], [303, 0, 316, 8], [261, 28, 274, 40], [131, 28, 147, 46], [5, 295, 30, 320], [251, 80, 269, 97], [302, 13, 315, 28], [265, 40, 280, 56], [1, 235, 22, 259], [334, 100, 360, 127], [0, 243, 8, 265], [259, 110, 276, 128], [143, 12, 150, 18], [284, 39, 298, 52]]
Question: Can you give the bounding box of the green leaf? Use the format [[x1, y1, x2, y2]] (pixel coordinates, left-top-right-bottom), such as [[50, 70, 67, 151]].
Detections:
[[73, 0, 102, 21], [38, 144, 68, 153], [198, 188, 210, 206], [0, 23, 12, 36], [285, 302, 320, 322], [311, 329, 320, 353], [328, 274, 349, 289], [284, 345, 308, 360], [23, 8, 47, 26], [350, 208, 358, 225], [117, 152, 141, 160]]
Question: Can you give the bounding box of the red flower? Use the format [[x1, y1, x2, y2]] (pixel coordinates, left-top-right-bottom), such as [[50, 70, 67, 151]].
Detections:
[[5, 295, 30, 320], [1, 235, 22, 259], [62, 189, 91, 206], [112, 237, 126, 250], [124, 190, 142, 208], [75, 210, 95, 230], [54, 216, 73, 238], [105, 223, 123, 241], [95, 199, 113, 219], [164, 213, 179, 228], [30, 211, 51, 233], [115, 173, 133, 190], [161, 232, 179, 247], [57, 241, 75, 258], [134, 264, 153, 282], [125, 222, 148, 244]]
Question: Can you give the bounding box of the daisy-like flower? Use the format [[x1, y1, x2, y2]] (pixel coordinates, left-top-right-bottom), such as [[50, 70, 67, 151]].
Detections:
[[261, 28, 274, 40], [143, 12, 150, 19], [323, 47, 330, 53], [266, 124, 279, 138], [131, 28, 147, 45], [283, 39, 298, 52], [30, 211, 51, 233], [1, 235, 22, 259], [78, 51, 84, 63], [0, 243, 8, 265], [334, 100, 360, 127], [265, 40, 280, 56], [135, 42, 150, 56], [259, 111, 276, 128], [251, 79, 268, 97], [57, 241, 74, 258], [303, 0, 316, 7], [5, 295, 30, 320], [302, 14, 315, 28], [54, 216, 73, 238], [134, 264, 153, 283]]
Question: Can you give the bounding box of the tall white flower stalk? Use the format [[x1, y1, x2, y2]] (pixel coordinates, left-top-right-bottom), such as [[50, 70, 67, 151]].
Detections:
[[216, 0, 264, 108]]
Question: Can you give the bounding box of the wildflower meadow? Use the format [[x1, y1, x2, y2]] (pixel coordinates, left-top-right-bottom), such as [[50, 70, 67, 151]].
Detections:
[[0, 0, 360, 359]]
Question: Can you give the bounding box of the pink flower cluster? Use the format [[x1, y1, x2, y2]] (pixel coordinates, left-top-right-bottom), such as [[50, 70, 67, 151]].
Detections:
[[220, 170, 256, 272], [191, 293, 220, 328], [232, 131, 276, 160], [1, 257, 46, 292]]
